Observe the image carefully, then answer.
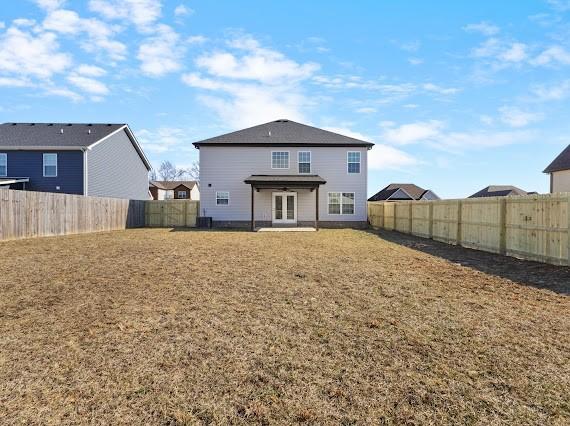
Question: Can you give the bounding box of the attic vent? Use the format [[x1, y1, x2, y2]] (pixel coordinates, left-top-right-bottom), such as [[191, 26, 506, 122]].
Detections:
[[47, 123, 53, 126], [11, 123, 17, 126], [275, 119, 289, 123], [29, 123, 35, 126], [106, 124, 112, 126], [87, 123, 93, 126], [66, 123, 72, 126]]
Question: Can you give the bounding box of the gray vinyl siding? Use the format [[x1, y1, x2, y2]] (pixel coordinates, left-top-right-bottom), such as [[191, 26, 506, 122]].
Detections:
[[199, 146, 368, 222], [86, 129, 149, 200]]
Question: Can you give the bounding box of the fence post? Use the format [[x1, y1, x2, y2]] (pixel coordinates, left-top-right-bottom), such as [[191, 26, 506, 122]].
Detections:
[[428, 202, 434, 239], [408, 202, 413, 234], [456, 200, 463, 246], [499, 198, 507, 255]]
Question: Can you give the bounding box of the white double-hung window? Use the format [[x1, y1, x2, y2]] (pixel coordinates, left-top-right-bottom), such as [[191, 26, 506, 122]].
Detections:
[[271, 151, 289, 169], [347, 151, 361, 174], [328, 192, 355, 215], [298, 151, 311, 173], [216, 191, 230, 205], [43, 153, 57, 177], [0, 153, 6, 177]]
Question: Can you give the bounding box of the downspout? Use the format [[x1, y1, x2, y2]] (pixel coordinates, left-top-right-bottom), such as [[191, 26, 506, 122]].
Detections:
[[82, 147, 88, 196]]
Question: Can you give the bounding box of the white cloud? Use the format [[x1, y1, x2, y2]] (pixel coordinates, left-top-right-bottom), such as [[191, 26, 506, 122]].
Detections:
[[422, 83, 461, 95], [67, 74, 109, 96], [408, 58, 423, 65], [499, 106, 543, 127], [499, 42, 528, 62], [531, 45, 570, 66], [187, 35, 207, 44], [196, 35, 319, 83], [530, 79, 570, 101], [0, 26, 71, 78], [137, 24, 184, 76], [35, 0, 66, 10], [13, 18, 36, 27], [89, 0, 162, 31], [137, 127, 195, 154], [369, 144, 420, 170], [546, 0, 570, 11], [42, 9, 127, 61], [381, 120, 534, 150], [43, 86, 82, 102], [182, 35, 319, 128], [480, 115, 494, 126], [381, 120, 445, 145], [463, 22, 500, 36], [174, 4, 193, 17], [0, 76, 33, 87], [76, 64, 107, 77]]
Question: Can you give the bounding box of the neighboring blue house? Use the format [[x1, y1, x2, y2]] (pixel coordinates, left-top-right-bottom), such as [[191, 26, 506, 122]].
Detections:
[[0, 123, 151, 199]]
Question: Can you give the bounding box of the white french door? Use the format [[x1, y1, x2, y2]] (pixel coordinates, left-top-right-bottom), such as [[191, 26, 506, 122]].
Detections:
[[272, 192, 297, 224]]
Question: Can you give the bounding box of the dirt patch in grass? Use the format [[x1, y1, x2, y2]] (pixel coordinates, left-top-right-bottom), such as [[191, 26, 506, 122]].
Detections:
[[0, 229, 568, 424]]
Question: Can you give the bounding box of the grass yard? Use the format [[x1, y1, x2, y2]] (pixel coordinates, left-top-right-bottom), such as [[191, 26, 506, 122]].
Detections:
[[0, 229, 569, 425]]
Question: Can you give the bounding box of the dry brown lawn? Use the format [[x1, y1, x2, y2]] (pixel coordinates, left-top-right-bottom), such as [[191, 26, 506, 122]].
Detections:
[[0, 228, 569, 425]]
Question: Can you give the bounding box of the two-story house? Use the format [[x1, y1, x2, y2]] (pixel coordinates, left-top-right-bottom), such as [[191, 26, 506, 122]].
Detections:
[[544, 144, 570, 193], [193, 119, 373, 230], [0, 123, 151, 199], [149, 180, 199, 200]]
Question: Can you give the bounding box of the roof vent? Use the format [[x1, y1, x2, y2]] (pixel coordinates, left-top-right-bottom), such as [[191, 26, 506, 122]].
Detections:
[[47, 123, 53, 126], [66, 123, 72, 126], [29, 123, 35, 126], [268, 130, 271, 137], [60, 128, 64, 134], [88, 129, 91, 134], [275, 119, 289, 123], [107, 124, 112, 126], [11, 123, 17, 126], [87, 123, 92, 126]]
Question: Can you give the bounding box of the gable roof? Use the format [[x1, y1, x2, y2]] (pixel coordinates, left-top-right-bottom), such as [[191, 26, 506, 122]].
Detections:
[[150, 180, 197, 190], [544, 144, 570, 173], [0, 122, 151, 170], [468, 185, 529, 198], [368, 183, 438, 201], [192, 119, 374, 148]]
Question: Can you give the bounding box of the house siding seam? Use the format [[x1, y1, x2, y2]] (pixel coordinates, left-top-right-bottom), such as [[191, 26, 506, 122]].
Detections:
[[199, 146, 368, 223], [0, 150, 84, 194], [86, 129, 149, 200]]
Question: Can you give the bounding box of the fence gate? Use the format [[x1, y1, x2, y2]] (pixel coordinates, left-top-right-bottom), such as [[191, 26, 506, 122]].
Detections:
[[145, 200, 199, 228]]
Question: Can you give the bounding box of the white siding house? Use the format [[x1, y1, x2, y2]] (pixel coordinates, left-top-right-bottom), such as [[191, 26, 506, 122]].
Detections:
[[194, 119, 373, 229]]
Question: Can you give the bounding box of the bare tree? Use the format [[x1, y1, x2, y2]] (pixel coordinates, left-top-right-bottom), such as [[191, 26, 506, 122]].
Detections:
[[149, 169, 158, 182], [158, 160, 187, 181], [187, 161, 199, 185]]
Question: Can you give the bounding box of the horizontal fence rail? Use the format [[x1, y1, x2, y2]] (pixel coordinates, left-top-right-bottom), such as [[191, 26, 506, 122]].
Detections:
[[368, 193, 570, 266], [0, 189, 145, 241]]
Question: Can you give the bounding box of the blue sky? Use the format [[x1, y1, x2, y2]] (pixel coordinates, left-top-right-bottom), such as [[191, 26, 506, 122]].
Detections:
[[1, 0, 570, 198]]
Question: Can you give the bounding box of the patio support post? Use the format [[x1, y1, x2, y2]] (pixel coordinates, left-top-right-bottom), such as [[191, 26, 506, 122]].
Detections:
[[251, 184, 255, 232], [315, 186, 319, 231]]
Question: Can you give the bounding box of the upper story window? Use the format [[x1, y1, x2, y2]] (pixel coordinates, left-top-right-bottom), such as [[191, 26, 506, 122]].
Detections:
[[177, 190, 187, 198], [271, 151, 289, 169], [298, 151, 311, 174], [0, 153, 6, 177], [347, 151, 361, 174], [43, 153, 57, 177]]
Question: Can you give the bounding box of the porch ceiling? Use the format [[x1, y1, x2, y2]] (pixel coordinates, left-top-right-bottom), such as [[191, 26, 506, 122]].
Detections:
[[244, 174, 326, 189]]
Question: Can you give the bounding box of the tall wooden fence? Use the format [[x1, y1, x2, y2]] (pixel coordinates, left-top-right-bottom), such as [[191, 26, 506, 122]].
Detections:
[[368, 193, 570, 266], [145, 200, 199, 227], [0, 189, 145, 241]]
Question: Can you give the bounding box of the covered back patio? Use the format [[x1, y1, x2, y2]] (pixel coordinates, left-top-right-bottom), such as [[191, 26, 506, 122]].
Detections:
[[244, 175, 326, 231]]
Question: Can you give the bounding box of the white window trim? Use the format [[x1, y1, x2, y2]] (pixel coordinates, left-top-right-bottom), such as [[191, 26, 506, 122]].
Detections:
[[43, 153, 58, 177], [271, 151, 290, 169], [216, 191, 230, 206], [0, 153, 6, 177], [347, 151, 361, 174], [327, 192, 356, 215], [298, 151, 311, 174]]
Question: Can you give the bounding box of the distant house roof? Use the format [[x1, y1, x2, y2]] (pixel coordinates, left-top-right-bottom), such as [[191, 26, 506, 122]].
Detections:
[[150, 180, 197, 190], [0, 122, 151, 170], [468, 185, 529, 198], [368, 183, 440, 201], [544, 144, 570, 173], [193, 119, 374, 148]]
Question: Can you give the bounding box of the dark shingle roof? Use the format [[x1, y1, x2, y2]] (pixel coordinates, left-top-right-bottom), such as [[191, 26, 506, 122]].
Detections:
[[544, 144, 570, 173], [150, 180, 197, 190], [368, 183, 437, 201], [0, 123, 125, 148], [468, 185, 529, 198], [193, 119, 374, 148], [244, 175, 326, 184]]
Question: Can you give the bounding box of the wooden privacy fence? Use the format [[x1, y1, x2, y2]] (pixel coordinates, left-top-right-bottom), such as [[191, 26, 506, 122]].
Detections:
[[145, 200, 199, 228], [0, 189, 145, 241], [368, 193, 570, 266]]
